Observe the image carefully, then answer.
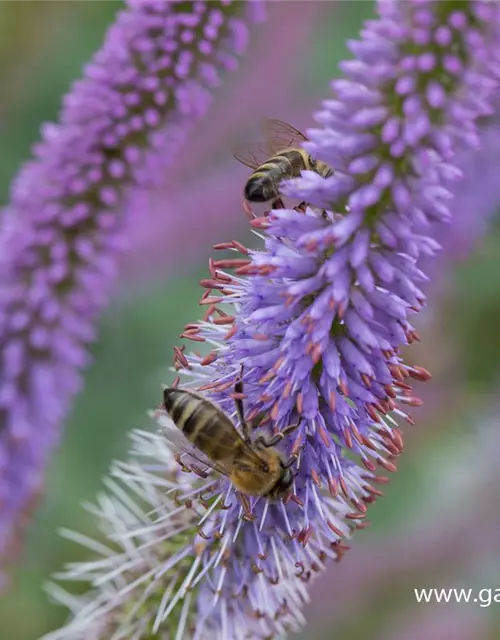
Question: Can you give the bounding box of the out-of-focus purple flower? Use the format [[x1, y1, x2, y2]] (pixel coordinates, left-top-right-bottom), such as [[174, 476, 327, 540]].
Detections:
[[120, 0, 331, 282], [47, 2, 500, 637], [437, 116, 500, 259], [0, 0, 261, 568]]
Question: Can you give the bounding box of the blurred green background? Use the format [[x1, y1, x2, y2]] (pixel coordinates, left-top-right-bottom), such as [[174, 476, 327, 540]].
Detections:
[[1, 2, 500, 639]]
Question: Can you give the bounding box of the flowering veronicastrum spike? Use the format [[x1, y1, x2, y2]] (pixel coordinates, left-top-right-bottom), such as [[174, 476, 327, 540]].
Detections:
[[44, 431, 204, 639], [47, 1, 500, 637], [44, 430, 309, 640], [0, 0, 262, 567]]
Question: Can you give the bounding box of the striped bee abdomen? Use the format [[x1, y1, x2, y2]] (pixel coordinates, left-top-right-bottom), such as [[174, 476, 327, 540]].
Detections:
[[163, 388, 207, 436], [163, 388, 238, 461], [244, 148, 310, 203]]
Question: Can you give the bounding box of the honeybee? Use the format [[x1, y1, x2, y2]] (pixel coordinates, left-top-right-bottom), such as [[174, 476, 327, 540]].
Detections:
[[162, 376, 298, 500], [234, 119, 332, 207]]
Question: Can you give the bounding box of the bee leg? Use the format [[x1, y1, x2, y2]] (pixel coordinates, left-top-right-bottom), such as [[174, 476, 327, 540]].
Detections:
[[254, 433, 280, 448], [233, 368, 250, 443], [254, 421, 301, 449], [271, 197, 285, 210], [282, 453, 299, 469], [237, 492, 255, 521]]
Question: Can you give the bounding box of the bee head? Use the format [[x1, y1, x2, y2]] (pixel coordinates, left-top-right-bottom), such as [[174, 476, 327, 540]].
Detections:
[[307, 155, 317, 170], [316, 159, 333, 179]]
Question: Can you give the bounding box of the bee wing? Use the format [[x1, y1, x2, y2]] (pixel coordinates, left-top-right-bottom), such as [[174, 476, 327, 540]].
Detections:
[[233, 437, 275, 474], [232, 141, 273, 169], [160, 418, 233, 477], [263, 119, 308, 155], [179, 411, 271, 474]]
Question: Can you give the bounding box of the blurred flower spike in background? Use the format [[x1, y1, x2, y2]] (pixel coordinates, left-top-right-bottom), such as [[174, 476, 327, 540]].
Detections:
[[0, 0, 261, 574], [43, 1, 500, 639]]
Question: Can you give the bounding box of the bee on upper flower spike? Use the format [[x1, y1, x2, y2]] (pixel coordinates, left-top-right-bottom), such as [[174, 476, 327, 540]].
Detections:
[[234, 119, 332, 209], [162, 373, 299, 500]]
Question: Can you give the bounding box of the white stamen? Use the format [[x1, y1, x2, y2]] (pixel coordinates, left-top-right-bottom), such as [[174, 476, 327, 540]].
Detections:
[[103, 478, 151, 523], [152, 571, 180, 633], [271, 537, 283, 582], [178, 555, 202, 598], [110, 504, 186, 541], [311, 484, 325, 519], [58, 528, 114, 557], [232, 517, 243, 542], [252, 521, 266, 558], [175, 592, 192, 640], [213, 566, 227, 606], [259, 499, 270, 531], [191, 549, 218, 588], [198, 492, 222, 525], [392, 407, 410, 420], [279, 500, 293, 537], [93, 556, 143, 587], [154, 546, 192, 581], [213, 535, 230, 569]]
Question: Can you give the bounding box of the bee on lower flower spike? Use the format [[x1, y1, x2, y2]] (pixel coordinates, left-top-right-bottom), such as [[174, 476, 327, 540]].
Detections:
[[234, 118, 332, 209], [162, 374, 299, 500]]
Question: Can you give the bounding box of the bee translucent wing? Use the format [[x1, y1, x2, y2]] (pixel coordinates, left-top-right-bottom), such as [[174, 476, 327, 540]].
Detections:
[[184, 411, 270, 472], [160, 419, 233, 477], [232, 141, 273, 169], [263, 119, 308, 155], [238, 439, 272, 471]]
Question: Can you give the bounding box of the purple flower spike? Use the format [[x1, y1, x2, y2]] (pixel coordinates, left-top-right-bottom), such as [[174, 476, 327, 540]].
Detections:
[[47, 2, 500, 638], [0, 0, 260, 568], [166, 0, 498, 632], [43, 430, 310, 640]]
